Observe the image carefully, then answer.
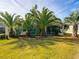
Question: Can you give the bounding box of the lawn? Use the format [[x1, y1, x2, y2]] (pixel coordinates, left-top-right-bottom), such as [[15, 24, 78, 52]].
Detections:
[[0, 37, 79, 59]]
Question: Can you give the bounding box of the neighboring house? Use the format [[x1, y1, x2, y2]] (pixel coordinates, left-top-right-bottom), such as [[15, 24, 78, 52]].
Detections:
[[65, 25, 79, 34], [0, 23, 9, 38]]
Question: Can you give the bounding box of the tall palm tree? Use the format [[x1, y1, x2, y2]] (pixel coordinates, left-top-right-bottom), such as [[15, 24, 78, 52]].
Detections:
[[0, 12, 20, 38], [36, 7, 56, 36], [64, 11, 79, 38]]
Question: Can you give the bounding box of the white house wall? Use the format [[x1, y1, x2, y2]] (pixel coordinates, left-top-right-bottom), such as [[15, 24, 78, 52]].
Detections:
[[66, 25, 79, 34], [0, 22, 9, 36]]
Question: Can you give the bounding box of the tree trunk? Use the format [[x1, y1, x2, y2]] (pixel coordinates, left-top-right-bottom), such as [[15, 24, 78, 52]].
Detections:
[[40, 27, 47, 37], [5, 26, 10, 39], [45, 26, 47, 36], [41, 29, 45, 36], [9, 28, 14, 37], [72, 24, 78, 38]]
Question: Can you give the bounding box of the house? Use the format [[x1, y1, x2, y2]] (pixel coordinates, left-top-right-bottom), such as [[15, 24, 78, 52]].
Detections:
[[65, 25, 79, 34], [47, 25, 61, 36], [0, 22, 9, 39]]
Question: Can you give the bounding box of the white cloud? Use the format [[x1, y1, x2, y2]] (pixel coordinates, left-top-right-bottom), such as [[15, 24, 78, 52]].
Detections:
[[0, 0, 78, 19]]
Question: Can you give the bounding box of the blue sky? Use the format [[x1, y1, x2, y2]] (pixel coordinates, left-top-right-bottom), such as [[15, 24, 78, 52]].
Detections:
[[0, 0, 79, 19]]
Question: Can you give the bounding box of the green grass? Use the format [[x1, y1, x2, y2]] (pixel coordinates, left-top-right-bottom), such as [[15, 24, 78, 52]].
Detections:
[[0, 37, 78, 59]]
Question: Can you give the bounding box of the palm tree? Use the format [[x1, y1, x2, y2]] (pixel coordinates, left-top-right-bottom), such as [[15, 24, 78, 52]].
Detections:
[[0, 12, 20, 38], [64, 11, 79, 38], [36, 7, 56, 36], [22, 5, 39, 36], [15, 17, 24, 36], [23, 14, 36, 36]]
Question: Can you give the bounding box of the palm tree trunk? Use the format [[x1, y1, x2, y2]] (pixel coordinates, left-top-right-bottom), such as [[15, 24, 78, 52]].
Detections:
[[9, 28, 14, 37], [41, 27, 47, 36], [41, 29, 45, 36], [45, 26, 47, 36], [72, 24, 78, 38], [5, 27, 10, 39]]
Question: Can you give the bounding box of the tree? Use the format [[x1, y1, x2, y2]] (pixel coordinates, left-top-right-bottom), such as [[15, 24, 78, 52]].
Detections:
[[29, 5, 61, 36], [0, 12, 20, 38], [64, 10, 79, 38], [36, 7, 56, 36], [15, 17, 24, 36], [23, 5, 40, 37], [23, 14, 36, 36]]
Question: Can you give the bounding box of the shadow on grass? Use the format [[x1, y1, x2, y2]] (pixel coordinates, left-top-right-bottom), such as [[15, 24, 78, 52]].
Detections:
[[16, 38, 56, 49], [3, 36, 79, 49], [51, 36, 79, 45], [3, 38, 55, 49]]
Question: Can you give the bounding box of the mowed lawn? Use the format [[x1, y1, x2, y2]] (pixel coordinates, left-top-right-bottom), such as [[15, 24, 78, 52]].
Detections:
[[0, 37, 79, 59]]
